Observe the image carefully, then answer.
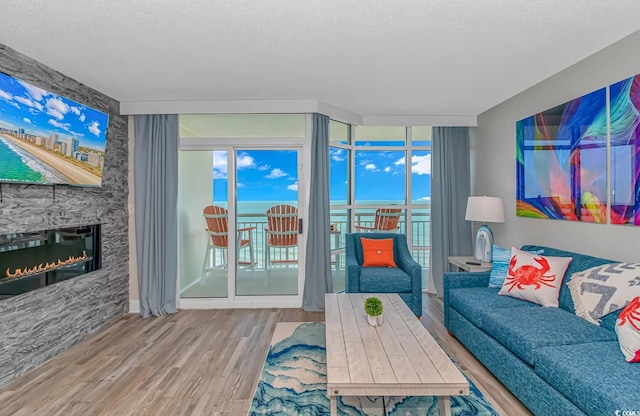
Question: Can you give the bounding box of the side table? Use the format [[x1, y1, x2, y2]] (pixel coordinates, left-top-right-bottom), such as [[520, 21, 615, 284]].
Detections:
[[448, 256, 492, 273]]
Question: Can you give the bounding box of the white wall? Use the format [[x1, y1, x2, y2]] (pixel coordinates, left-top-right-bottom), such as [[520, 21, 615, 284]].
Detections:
[[178, 151, 214, 289], [473, 30, 640, 262]]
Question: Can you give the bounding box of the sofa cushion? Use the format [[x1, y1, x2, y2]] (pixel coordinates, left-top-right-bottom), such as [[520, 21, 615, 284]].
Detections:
[[359, 267, 411, 293], [482, 307, 617, 365], [449, 287, 539, 329], [520, 245, 616, 314], [535, 342, 640, 416]]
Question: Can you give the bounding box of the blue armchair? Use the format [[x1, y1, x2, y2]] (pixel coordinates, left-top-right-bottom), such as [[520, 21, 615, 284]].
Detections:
[[345, 233, 422, 316]]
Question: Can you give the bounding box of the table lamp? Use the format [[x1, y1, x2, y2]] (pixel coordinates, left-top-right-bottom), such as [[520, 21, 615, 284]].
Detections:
[[465, 196, 505, 263]]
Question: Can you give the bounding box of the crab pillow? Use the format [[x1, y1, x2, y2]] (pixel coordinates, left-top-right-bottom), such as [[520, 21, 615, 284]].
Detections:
[[615, 297, 640, 362], [498, 247, 572, 307]]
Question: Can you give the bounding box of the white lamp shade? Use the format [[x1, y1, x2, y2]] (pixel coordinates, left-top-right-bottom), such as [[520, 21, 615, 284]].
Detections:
[[465, 196, 505, 223]]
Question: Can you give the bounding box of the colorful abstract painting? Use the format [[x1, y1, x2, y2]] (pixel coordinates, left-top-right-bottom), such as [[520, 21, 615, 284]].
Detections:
[[609, 75, 640, 225], [516, 88, 608, 222]]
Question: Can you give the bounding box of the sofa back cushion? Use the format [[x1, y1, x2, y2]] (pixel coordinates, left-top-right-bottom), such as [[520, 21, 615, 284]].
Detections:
[[520, 245, 616, 316]]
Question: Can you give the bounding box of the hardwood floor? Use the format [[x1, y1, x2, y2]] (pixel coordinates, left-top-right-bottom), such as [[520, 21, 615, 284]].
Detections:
[[0, 295, 531, 415]]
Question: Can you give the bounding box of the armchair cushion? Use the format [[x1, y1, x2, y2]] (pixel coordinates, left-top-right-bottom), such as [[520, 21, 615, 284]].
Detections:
[[359, 267, 412, 293], [360, 237, 397, 267]]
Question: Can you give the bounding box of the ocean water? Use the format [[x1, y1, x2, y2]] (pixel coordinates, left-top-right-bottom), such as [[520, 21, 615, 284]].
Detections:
[[217, 200, 430, 245], [0, 137, 65, 184]]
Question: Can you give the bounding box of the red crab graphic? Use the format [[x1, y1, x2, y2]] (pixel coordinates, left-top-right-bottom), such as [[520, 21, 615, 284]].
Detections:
[[504, 255, 556, 292], [618, 297, 640, 331]]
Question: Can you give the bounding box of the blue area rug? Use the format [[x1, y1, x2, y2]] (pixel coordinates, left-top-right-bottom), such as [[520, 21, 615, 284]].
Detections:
[[249, 322, 499, 415]]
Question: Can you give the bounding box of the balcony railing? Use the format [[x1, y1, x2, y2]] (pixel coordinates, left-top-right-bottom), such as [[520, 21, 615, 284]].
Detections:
[[208, 210, 430, 270]]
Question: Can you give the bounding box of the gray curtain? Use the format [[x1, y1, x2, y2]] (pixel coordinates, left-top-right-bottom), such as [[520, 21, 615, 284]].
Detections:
[[302, 113, 332, 311], [134, 115, 179, 318], [429, 126, 473, 296]]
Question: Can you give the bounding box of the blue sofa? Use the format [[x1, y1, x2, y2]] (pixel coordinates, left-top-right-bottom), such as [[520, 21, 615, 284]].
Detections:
[[444, 245, 640, 416], [345, 233, 422, 316]]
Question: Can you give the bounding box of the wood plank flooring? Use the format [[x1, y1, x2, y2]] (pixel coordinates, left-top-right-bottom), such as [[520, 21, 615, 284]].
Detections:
[[0, 295, 531, 416]]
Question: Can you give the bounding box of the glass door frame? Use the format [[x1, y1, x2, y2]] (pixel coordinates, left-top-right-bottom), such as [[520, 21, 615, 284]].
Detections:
[[178, 136, 307, 309]]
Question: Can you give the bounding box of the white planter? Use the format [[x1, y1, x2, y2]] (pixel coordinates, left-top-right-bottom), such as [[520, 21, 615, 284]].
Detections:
[[367, 314, 383, 327]]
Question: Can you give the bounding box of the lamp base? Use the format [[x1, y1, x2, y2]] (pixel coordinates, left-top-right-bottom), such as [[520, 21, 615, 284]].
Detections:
[[474, 224, 494, 263]]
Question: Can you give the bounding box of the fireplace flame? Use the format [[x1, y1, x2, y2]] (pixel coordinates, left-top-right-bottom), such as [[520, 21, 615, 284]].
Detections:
[[5, 250, 88, 279]]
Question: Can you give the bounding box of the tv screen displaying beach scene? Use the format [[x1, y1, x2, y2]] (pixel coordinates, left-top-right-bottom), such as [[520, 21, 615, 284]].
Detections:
[[0, 71, 109, 186]]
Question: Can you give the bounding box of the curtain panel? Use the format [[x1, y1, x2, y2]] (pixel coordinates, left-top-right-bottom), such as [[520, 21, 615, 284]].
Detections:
[[302, 113, 332, 311], [133, 114, 179, 318], [429, 126, 473, 296]]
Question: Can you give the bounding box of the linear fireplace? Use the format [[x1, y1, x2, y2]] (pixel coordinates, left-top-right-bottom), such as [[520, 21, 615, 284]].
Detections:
[[0, 224, 101, 300]]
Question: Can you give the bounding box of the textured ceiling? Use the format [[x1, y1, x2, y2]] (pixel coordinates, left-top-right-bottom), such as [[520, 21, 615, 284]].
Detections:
[[1, 0, 639, 117]]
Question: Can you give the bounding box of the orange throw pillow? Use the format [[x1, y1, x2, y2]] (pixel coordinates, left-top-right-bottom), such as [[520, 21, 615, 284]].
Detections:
[[361, 238, 397, 267]]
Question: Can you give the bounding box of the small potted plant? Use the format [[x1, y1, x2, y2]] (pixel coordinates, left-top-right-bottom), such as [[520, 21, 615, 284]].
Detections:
[[364, 296, 383, 327]]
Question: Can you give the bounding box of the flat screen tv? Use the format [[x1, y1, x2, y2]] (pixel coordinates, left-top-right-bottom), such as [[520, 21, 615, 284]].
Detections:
[[0, 71, 109, 186]]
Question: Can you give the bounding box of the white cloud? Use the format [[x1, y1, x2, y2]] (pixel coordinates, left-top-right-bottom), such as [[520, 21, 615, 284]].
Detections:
[[330, 148, 346, 162], [45, 97, 70, 120], [394, 155, 431, 175], [410, 155, 431, 175], [0, 89, 12, 100], [365, 163, 378, 171], [88, 121, 101, 136], [48, 119, 71, 130], [17, 81, 48, 101], [257, 164, 269, 171], [213, 151, 228, 179], [287, 181, 298, 191], [237, 182, 245, 188], [22, 118, 31, 124], [266, 168, 288, 179], [71, 106, 86, 122], [15, 96, 43, 111], [384, 166, 391, 173], [213, 170, 226, 179], [236, 152, 256, 169], [9, 101, 20, 109], [418, 196, 431, 201], [0, 120, 17, 129]]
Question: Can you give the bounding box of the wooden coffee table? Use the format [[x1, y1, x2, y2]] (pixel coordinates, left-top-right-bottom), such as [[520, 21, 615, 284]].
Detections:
[[325, 293, 469, 416]]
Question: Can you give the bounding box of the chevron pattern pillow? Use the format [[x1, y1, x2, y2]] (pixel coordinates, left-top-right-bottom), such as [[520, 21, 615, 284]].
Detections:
[[568, 263, 640, 324]]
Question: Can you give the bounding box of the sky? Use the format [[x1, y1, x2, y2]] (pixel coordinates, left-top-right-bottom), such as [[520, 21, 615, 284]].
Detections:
[[0, 71, 109, 152], [212, 147, 431, 203]]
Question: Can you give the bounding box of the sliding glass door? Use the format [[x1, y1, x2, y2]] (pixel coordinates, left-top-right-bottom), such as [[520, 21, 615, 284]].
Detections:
[[234, 149, 301, 296], [177, 145, 304, 306]]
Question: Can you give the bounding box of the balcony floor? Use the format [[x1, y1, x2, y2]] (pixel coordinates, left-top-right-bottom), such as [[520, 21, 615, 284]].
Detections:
[[180, 267, 346, 298]]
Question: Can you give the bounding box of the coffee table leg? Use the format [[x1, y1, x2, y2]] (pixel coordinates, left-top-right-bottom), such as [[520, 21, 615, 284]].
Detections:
[[438, 396, 452, 416], [330, 396, 337, 416]]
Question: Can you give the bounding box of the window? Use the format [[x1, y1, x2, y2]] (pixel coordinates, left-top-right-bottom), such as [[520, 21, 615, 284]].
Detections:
[[330, 124, 432, 290]]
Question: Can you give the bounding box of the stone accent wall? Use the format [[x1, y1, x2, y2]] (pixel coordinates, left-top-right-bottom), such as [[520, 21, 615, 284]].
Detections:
[[0, 44, 128, 388]]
